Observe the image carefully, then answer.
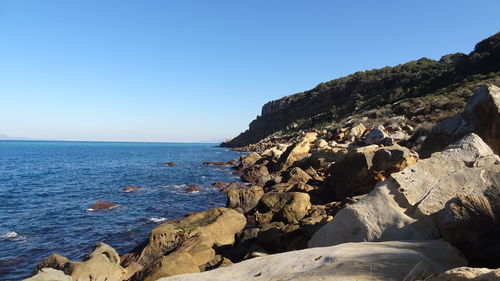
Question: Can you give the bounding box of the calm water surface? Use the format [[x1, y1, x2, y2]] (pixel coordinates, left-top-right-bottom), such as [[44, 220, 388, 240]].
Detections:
[[0, 141, 242, 280]]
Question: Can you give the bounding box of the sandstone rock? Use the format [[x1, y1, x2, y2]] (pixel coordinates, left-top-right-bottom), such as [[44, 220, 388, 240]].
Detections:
[[420, 84, 500, 158], [303, 132, 318, 143], [260, 147, 283, 159], [282, 167, 312, 185], [371, 145, 418, 172], [364, 124, 389, 145], [240, 152, 261, 169], [121, 208, 246, 267], [185, 185, 202, 193], [227, 185, 264, 214], [274, 137, 312, 172], [88, 201, 118, 211], [314, 139, 329, 149], [427, 267, 500, 281], [258, 192, 311, 224], [158, 240, 466, 281], [310, 134, 499, 248], [241, 165, 271, 186], [348, 123, 366, 140], [131, 253, 199, 281], [24, 268, 71, 281], [35, 253, 68, 272], [61, 242, 127, 281], [437, 194, 500, 268], [163, 162, 176, 166]]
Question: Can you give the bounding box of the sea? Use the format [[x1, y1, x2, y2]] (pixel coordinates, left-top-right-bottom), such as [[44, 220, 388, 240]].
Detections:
[[0, 140, 243, 280]]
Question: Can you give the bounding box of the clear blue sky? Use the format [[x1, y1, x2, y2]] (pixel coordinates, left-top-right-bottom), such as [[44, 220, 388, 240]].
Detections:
[[0, 1, 499, 142]]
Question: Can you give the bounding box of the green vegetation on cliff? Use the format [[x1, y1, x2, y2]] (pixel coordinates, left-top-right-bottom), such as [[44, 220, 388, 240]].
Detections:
[[222, 32, 500, 147]]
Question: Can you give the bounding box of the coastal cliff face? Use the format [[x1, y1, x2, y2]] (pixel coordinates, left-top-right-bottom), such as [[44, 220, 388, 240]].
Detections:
[[222, 32, 500, 148]]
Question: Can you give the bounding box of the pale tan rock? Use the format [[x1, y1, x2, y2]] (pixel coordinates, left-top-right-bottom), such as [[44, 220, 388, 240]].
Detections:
[[310, 134, 499, 248], [24, 268, 71, 281], [132, 253, 199, 281], [258, 192, 311, 224], [427, 267, 500, 281], [239, 152, 261, 169], [158, 240, 466, 281]]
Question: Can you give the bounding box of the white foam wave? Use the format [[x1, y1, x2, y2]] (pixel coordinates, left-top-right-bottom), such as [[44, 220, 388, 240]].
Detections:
[[149, 217, 167, 223], [0, 231, 27, 241]]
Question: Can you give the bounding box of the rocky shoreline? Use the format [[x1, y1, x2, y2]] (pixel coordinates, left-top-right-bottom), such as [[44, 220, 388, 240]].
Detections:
[[26, 85, 500, 280]]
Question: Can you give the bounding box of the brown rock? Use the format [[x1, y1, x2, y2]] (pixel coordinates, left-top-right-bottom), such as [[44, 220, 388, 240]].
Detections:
[[437, 194, 500, 268], [202, 161, 229, 166], [88, 200, 118, 211], [211, 181, 228, 188], [219, 182, 244, 193], [164, 162, 176, 166], [227, 185, 265, 214], [185, 185, 202, 193], [131, 253, 199, 281], [258, 192, 311, 224]]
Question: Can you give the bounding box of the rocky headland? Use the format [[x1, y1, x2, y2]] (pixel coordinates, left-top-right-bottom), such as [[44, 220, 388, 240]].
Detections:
[[26, 33, 500, 281]]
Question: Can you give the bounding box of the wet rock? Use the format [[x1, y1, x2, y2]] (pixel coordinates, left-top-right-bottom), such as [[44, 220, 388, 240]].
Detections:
[[164, 162, 176, 167], [185, 185, 202, 193], [211, 181, 228, 188], [219, 182, 244, 193], [88, 200, 118, 211], [227, 185, 265, 214], [421, 84, 500, 158]]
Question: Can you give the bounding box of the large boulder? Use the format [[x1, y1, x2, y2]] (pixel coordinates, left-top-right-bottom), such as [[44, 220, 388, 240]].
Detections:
[[282, 167, 312, 185], [323, 144, 418, 201], [257, 192, 311, 224], [226, 185, 265, 214], [131, 253, 200, 281], [241, 165, 271, 186], [427, 267, 500, 281], [420, 84, 500, 158], [274, 136, 313, 172], [158, 240, 466, 281], [239, 152, 261, 170], [310, 134, 499, 248], [437, 194, 500, 268], [121, 208, 246, 267]]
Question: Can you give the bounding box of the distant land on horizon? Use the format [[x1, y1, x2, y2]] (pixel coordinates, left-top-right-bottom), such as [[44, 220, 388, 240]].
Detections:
[[0, 133, 224, 144]]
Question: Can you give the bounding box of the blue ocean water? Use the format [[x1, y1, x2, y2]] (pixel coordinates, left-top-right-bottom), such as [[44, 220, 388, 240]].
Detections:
[[0, 141, 242, 280]]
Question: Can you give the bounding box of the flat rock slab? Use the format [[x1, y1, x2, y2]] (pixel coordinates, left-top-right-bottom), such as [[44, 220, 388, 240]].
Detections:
[[158, 240, 466, 281]]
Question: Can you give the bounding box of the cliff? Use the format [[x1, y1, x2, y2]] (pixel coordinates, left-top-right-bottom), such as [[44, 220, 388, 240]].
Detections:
[[222, 32, 500, 148]]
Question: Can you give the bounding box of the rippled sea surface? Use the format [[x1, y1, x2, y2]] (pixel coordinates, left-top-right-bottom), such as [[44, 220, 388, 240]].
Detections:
[[0, 141, 242, 280]]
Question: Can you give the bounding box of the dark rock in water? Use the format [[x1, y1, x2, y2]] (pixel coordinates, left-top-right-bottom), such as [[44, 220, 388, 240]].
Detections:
[[123, 185, 140, 192], [88, 200, 118, 211], [420, 84, 500, 158], [202, 161, 229, 166], [219, 182, 244, 193], [185, 185, 202, 193], [438, 194, 500, 268], [211, 181, 228, 188], [164, 162, 176, 166]]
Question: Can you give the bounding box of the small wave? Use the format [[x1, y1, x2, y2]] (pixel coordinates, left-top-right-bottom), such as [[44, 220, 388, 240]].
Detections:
[[0, 231, 27, 241], [149, 217, 167, 223], [162, 184, 186, 189]]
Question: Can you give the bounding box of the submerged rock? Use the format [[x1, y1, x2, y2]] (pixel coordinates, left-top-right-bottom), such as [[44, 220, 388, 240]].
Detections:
[[164, 162, 176, 167], [185, 185, 202, 193], [202, 161, 229, 166], [123, 185, 140, 192]]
